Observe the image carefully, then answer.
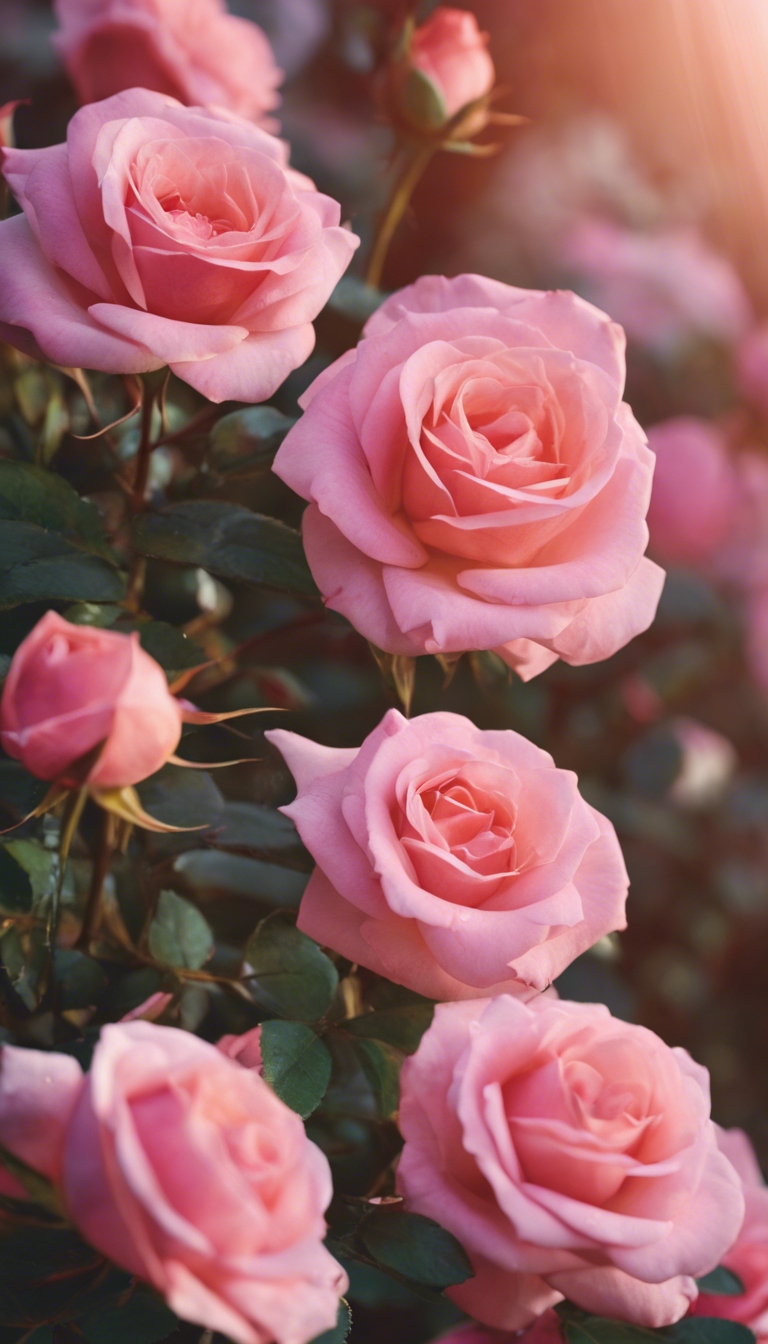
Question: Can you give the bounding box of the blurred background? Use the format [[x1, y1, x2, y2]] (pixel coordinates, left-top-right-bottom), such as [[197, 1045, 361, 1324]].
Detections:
[[3, 4, 768, 1336]]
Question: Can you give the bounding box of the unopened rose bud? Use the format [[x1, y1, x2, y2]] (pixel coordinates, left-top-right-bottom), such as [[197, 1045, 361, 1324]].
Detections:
[[386, 6, 495, 137], [0, 612, 184, 789]]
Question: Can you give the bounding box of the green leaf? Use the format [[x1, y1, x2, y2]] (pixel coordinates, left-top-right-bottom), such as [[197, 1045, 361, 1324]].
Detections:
[[210, 406, 296, 471], [132, 501, 318, 597], [556, 1304, 757, 1344], [148, 890, 214, 970], [210, 801, 304, 856], [245, 919, 338, 1020], [81, 1289, 178, 1344], [0, 460, 113, 559], [53, 949, 108, 1009], [138, 766, 224, 831], [174, 849, 308, 907], [309, 1300, 351, 1344], [0, 845, 35, 914], [0, 761, 48, 825], [63, 602, 122, 628], [1, 925, 48, 1010], [345, 1003, 434, 1054], [358, 1209, 474, 1290], [329, 276, 386, 325], [0, 522, 124, 608], [0, 1144, 64, 1216], [351, 1038, 401, 1117], [3, 839, 57, 910], [697, 1267, 746, 1296], [260, 1020, 332, 1118], [118, 619, 207, 674]]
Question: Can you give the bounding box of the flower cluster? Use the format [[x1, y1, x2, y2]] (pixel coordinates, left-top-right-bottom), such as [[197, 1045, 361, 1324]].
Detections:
[[0, 6, 765, 1344]]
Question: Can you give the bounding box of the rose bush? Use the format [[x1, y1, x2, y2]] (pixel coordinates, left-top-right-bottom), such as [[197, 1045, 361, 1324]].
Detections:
[[0, 611, 185, 788], [0, 88, 358, 402], [0, 1022, 347, 1344], [53, 0, 282, 125], [267, 709, 628, 1000], [397, 995, 744, 1330], [273, 273, 665, 677]]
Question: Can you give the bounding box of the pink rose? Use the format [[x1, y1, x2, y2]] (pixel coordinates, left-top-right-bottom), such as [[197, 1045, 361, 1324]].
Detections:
[[53, 0, 282, 126], [0, 1023, 346, 1344], [266, 709, 628, 1001], [273, 274, 664, 679], [386, 7, 495, 135], [562, 218, 752, 353], [646, 418, 740, 567], [691, 1128, 768, 1342], [397, 995, 744, 1330], [0, 89, 358, 403], [0, 611, 184, 788], [218, 1025, 264, 1072]]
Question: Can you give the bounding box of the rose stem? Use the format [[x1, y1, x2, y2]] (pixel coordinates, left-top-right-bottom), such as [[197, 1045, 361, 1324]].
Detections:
[[125, 370, 167, 611], [77, 808, 114, 951], [366, 143, 436, 289]]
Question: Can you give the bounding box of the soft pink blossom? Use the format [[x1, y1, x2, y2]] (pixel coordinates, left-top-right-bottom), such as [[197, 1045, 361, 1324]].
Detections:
[[667, 717, 737, 809], [273, 274, 665, 677], [690, 1128, 768, 1342], [0, 89, 358, 402], [218, 1025, 263, 1072], [646, 418, 741, 567], [0, 612, 184, 789], [53, 0, 282, 126], [562, 218, 752, 353], [0, 1023, 346, 1344], [267, 709, 628, 1001], [397, 995, 744, 1330]]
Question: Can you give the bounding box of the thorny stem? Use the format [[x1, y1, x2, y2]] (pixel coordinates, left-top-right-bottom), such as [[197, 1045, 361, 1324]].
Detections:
[[124, 372, 166, 611], [366, 143, 436, 289], [77, 808, 114, 951]]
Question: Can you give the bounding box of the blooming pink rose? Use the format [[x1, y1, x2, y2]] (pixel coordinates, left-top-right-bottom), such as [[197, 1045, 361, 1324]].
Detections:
[[737, 324, 768, 420], [0, 89, 358, 403], [218, 1025, 264, 1072], [273, 274, 665, 679], [562, 218, 752, 354], [0, 611, 184, 788], [397, 995, 744, 1331], [53, 0, 282, 126], [691, 1128, 768, 1342], [387, 7, 495, 134], [0, 1023, 346, 1344], [266, 709, 628, 1001], [646, 418, 740, 567]]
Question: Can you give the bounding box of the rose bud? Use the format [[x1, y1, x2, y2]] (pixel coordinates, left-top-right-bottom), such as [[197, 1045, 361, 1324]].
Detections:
[[0, 1022, 347, 1344], [217, 1025, 263, 1072], [0, 612, 184, 790], [385, 7, 495, 138]]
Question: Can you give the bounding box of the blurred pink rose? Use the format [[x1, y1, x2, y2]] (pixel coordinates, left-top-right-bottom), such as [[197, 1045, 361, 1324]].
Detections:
[[387, 7, 495, 134], [273, 274, 664, 678], [53, 0, 282, 126], [737, 324, 768, 420], [562, 218, 752, 353], [690, 1128, 768, 1342], [398, 995, 744, 1330], [267, 709, 628, 1000], [646, 418, 740, 567], [218, 1025, 263, 1072], [0, 89, 358, 402], [0, 1023, 346, 1344], [0, 612, 184, 788], [667, 717, 737, 808]]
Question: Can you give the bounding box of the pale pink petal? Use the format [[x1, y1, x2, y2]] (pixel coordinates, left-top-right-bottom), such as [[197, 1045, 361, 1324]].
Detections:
[[0, 1045, 84, 1183], [546, 1267, 697, 1327], [171, 326, 316, 403]]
